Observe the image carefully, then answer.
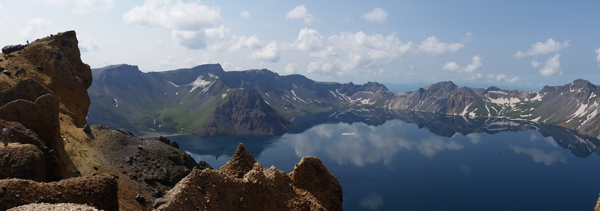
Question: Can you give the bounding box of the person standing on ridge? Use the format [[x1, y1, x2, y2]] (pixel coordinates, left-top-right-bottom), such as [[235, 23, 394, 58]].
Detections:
[[2, 127, 8, 147]]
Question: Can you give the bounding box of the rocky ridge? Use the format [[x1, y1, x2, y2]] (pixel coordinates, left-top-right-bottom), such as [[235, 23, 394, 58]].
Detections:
[[155, 143, 343, 211]]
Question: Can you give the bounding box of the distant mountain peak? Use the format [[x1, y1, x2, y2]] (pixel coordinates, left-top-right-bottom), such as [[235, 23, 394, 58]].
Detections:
[[424, 81, 457, 93]]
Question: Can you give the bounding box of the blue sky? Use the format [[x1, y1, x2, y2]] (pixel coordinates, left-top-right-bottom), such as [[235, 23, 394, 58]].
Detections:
[[1, 0, 599, 90]]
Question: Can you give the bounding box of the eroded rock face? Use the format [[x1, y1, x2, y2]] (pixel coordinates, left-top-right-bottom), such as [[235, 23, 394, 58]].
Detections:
[[0, 144, 46, 181], [0, 177, 119, 211], [155, 143, 343, 211]]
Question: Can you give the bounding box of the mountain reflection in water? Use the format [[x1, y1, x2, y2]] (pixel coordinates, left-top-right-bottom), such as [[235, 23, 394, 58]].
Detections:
[[171, 108, 600, 210]]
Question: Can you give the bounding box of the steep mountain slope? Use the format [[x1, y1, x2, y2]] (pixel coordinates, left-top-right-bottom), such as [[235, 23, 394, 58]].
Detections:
[[88, 64, 391, 136], [88, 63, 600, 138]]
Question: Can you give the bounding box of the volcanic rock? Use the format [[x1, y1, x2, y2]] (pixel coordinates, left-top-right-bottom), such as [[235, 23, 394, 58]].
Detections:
[[0, 144, 46, 181], [0, 177, 119, 211], [154, 143, 343, 211], [2, 45, 25, 54]]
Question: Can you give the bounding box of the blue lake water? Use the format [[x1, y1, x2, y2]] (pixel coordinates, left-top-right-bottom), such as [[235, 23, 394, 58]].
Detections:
[[170, 109, 600, 210]]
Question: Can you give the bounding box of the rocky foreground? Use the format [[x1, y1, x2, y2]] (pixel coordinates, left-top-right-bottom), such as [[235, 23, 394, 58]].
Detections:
[[0, 31, 343, 210]]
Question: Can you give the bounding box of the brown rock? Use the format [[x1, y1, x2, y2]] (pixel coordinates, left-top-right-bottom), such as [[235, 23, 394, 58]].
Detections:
[[155, 143, 343, 211], [0, 144, 46, 181], [0, 177, 119, 211]]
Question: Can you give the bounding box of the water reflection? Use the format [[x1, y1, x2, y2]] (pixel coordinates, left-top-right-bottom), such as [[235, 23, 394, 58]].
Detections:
[[292, 108, 600, 158], [509, 144, 567, 166], [290, 121, 465, 167], [359, 192, 384, 210]]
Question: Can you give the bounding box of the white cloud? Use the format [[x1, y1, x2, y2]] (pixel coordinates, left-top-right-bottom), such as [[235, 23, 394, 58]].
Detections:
[[362, 8, 388, 23], [123, 0, 221, 31], [284, 63, 297, 74], [464, 55, 482, 73], [462, 32, 473, 42], [34, 0, 114, 14], [308, 31, 412, 76], [538, 54, 563, 77], [595, 48, 600, 67], [252, 41, 280, 62], [442, 62, 460, 71], [418, 36, 464, 55], [19, 17, 51, 40], [505, 77, 521, 84], [172, 30, 206, 50], [285, 5, 315, 24], [240, 10, 250, 20], [79, 36, 100, 52], [513, 39, 570, 58], [229, 35, 261, 51], [495, 74, 506, 81], [285, 28, 323, 51], [531, 60, 541, 68], [442, 55, 482, 73]]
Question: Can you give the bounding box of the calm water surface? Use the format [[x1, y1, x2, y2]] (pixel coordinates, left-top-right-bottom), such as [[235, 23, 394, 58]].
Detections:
[[169, 109, 600, 211]]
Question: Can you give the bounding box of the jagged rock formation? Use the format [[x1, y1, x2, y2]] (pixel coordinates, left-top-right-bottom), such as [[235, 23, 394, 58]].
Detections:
[[155, 143, 343, 210], [0, 177, 119, 211]]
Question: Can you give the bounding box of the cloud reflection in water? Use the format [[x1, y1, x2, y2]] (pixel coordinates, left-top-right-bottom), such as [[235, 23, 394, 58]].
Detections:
[[289, 120, 463, 167], [509, 144, 567, 166]]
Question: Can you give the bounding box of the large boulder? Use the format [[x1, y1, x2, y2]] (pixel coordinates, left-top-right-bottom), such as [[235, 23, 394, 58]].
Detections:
[[0, 144, 46, 181], [0, 177, 119, 211], [2, 45, 25, 54], [155, 143, 343, 211]]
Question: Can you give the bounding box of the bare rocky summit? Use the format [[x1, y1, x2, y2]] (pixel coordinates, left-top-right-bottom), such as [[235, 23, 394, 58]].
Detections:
[[155, 143, 343, 211]]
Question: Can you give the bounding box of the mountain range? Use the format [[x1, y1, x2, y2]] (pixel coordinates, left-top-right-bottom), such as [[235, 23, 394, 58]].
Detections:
[[87, 63, 600, 138]]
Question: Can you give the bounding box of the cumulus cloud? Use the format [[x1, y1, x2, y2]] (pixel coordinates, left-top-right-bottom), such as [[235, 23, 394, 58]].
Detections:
[[418, 36, 464, 55], [284, 28, 323, 51], [123, 0, 220, 31], [362, 8, 388, 23], [124, 0, 225, 50], [307, 31, 412, 76], [285, 5, 315, 24], [284, 63, 297, 74], [229, 35, 261, 51], [240, 10, 250, 20], [442, 55, 482, 73], [531, 60, 541, 68], [442, 62, 460, 71], [252, 41, 280, 62], [19, 17, 52, 40], [505, 76, 521, 84], [538, 54, 563, 77], [34, 0, 114, 14], [171, 30, 207, 50], [495, 74, 506, 81], [513, 39, 570, 58]]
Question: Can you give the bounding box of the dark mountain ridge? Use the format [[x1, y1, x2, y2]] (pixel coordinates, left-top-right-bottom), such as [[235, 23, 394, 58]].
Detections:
[[87, 63, 600, 138]]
